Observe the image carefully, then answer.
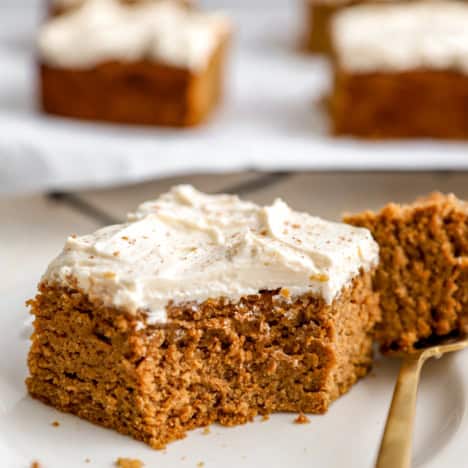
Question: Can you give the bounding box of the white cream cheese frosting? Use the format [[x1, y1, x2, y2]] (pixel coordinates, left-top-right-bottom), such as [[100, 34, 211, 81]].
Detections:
[[39, 0, 230, 70], [42, 185, 379, 323], [332, 1, 468, 74]]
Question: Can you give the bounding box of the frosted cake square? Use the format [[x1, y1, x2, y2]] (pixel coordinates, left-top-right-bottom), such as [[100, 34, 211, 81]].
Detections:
[[38, 0, 230, 127], [27, 186, 379, 448]]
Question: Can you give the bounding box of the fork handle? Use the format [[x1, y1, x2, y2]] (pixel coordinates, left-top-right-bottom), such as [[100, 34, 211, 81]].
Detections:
[[376, 355, 425, 468]]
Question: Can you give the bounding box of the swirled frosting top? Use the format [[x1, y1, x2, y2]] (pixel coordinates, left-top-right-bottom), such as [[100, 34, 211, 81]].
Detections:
[[39, 0, 230, 70], [332, 1, 468, 74], [43, 185, 379, 323]]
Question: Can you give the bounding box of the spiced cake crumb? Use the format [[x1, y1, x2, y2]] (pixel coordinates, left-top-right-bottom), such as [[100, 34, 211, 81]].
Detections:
[[197, 463, 205, 468], [202, 427, 211, 435], [115, 458, 144, 468], [30, 462, 41, 468], [294, 413, 310, 424], [51, 420, 60, 427]]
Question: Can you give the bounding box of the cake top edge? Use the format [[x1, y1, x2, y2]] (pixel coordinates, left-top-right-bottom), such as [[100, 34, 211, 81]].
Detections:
[[344, 192, 468, 222], [331, 1, 468, 74], [38, 0, 231, 70], [42, 185, 379, 323]]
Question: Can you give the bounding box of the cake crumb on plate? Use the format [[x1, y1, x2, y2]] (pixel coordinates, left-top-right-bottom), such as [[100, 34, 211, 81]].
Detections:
[[115, 458, 144, 468], [294, 413, 310, 424]]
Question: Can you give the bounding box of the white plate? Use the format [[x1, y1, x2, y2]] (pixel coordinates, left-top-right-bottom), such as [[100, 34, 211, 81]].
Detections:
[[1, 276, 468, 468], [2, 1, 468, 196]]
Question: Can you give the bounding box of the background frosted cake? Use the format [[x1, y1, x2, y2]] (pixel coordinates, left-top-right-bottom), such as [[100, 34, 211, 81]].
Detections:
[[330, 1, 468, 139], [27, 185, 380, 449], [39, 0, 231, 127]]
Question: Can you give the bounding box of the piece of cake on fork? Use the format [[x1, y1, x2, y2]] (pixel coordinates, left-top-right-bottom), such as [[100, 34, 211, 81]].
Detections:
[[38, 0, 231, 127], [345, 192, 468, 352], [27, 185, 380, 449], [330, 1, 468, 139]]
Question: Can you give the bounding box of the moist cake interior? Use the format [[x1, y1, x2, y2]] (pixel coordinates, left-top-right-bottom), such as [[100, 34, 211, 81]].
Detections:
[[27, 272, 378, 448]]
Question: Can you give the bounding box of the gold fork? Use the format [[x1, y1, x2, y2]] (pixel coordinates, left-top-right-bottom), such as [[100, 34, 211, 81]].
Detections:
[[376, 334, 468, 468]]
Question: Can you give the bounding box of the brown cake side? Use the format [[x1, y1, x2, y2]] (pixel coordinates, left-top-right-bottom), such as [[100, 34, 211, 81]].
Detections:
[[305, 2, 338, 54], [305, 1, 354, 54], [345, 193, 468, 353], [330, 68, 468, 139], [48, 0, 196, 17], [39, 35, 229, 127], [27, 269, 378, 449]]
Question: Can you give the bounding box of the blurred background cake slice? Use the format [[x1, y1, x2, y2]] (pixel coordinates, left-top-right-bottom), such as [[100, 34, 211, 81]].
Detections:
[[48, 0, 85, 16], [48, 0, 196, 16], [329, 1, 468, 139], [304, 0, 395, 55], [39, 0, 231, 127], [304, 0, 355, 54]]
